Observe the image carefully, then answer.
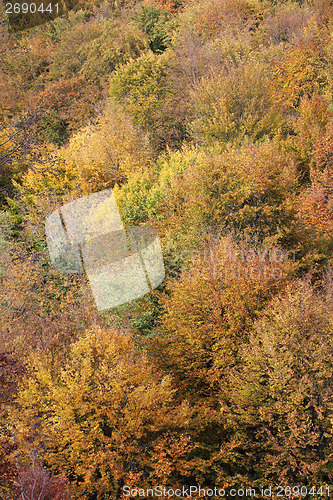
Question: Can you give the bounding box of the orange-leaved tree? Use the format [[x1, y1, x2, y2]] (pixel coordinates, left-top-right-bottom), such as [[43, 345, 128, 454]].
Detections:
[[222, 277, 333, 486], [11, 327, 194, 499]]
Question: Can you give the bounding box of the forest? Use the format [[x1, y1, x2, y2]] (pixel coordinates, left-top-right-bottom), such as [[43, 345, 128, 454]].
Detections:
[[1, 0, 333, 497]]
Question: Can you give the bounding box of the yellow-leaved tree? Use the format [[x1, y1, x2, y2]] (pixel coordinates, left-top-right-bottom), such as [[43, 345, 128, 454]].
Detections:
[[62, 101, 152, 194], [10, 326, 194, 499]]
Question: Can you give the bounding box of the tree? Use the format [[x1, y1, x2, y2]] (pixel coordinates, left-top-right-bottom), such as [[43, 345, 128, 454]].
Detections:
[[190, 60, 285, 148], [287, 93, 332, 183], [148, 233, 295, 405], [176, 0, 264, 40], [62, 100, 152, 194], [11, 327, 193, 499], [133, 3, 177, 54], [0, 353, 25, 498], [0, 225, 103, 363], [146, 233, 295, 488], [257, 2, 314, 46], [270, 22, 328, 111], [222, 277, 333, 486], [115, 141, 299, 254], [30, 76, 103, 145], [109, 52, 186, 150], [0, 118, 47, 206], [78, 20, 148, 85]]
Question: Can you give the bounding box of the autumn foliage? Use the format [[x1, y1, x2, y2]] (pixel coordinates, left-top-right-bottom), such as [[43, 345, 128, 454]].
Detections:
[[1, 0, 333, 497]]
